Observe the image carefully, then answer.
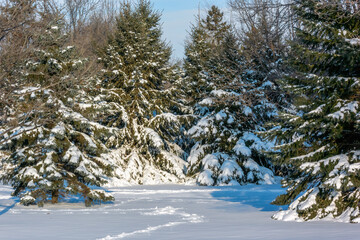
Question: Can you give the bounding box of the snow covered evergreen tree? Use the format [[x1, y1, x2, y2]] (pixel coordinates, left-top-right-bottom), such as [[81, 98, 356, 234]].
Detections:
[[0, 14, 114, 206], [94, 0, 193, 185], [185, 6, 279, 186], [272, 0, 360, 223], [183, 24, 212, 100], [184, 6, 234, 100]]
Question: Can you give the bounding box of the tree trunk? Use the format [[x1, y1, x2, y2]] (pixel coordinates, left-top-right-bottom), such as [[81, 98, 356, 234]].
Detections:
[[51, 190, 59, 204]]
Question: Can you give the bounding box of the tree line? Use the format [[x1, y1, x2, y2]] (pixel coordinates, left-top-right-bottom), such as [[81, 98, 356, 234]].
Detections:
[[0, 0, 359, 223]]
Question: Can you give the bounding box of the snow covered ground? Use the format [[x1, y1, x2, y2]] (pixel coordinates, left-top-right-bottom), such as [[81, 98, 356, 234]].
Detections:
[[0, 184, 359, 240]]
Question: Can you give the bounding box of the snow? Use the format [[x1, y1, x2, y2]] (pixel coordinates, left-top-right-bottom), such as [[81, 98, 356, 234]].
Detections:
[[227, 115, 234, 124], [150, 113, 180, 126], [215, 110, 227, 121], [202, 154, 220, 169], [297, 188, 319, 211], [308, 104, 325, 115], [243, 159, 276, 185], [159, 150, 187, 177], [20, 195, 35, 203], [44, 152, 54, 165], [143, 128, 164, 148], [187, 143, 208, 166], [219, 160, 244, 182], [197, 170, 214, 185], [292, 145, 327, 160], [262, 80, 274, 88], [345, 38, 360, 46], [75, 162, 92, 177], [80, 133, 98, 150], [0, 184, 359, 239], [328, 101, 358, 120], [210, 90, 238, 97], [15, 87, 39, 94], [239, 132, 275, 152], [233, 139, 252, 156], [187, 118, 213, 138], [300, 151, 360, 176], [102, 149, 186, 186], [51, 122, 66, 136], [273, 186, 360, 223], [72, 60, 83, 67], [199, 98, 213, 105], [243, 106, 253, 116], [64, 145, 82, 165], [244, 159, 261, 171], [99, 204, 204, 240]]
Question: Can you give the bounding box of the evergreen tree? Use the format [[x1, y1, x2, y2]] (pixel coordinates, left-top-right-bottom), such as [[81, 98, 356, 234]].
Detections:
[[0, 0, 37, 106], [185, 6, 279, 186], [0, 12, 114, 206], [95, 0, 193, 184], [184, 5, 233, 100], [272, 0, 360, 223], [201, 5, 231, 48], [183, 24, 212, 99]]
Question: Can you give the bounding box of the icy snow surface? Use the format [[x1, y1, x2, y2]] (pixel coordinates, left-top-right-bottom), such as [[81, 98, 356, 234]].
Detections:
[[0, 184, 359, 239]]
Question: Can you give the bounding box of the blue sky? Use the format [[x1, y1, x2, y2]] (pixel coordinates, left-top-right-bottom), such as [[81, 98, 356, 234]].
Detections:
[[151, 0, 229, 59], [56, 0, 229, 59]]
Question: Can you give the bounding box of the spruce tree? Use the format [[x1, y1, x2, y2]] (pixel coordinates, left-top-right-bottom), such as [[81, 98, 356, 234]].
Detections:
[[0, 12, 114, 206], [201, 5, 230, 46], [95, 0, 193, 184], [183, 24, 212, 99], [185, 6, 279, 186], [184, 6, 233, 100], [272, 0, 360, 223]]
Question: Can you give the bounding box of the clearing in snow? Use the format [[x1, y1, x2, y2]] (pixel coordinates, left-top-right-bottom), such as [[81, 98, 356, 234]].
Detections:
[[0, 184, 359, 240]]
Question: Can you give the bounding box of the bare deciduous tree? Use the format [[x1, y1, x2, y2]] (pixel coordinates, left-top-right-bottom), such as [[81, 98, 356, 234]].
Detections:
[[64, 0, 101, 40], [229, 0, 295, 75]]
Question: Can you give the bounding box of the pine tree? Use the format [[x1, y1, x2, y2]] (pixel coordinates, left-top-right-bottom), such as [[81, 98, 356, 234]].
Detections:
[[272, 0, 360, 223], [95, 0, 193, 185], [0, 11, 114, 206], [185, 6, 279, 186]]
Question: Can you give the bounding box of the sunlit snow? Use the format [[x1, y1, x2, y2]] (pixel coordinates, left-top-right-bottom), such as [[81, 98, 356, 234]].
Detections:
[[1, 184, 359, 240]]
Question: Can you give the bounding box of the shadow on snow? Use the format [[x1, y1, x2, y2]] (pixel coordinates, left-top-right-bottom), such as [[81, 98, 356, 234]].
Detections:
[[0, 200, 18, 216], [210, 184, 288, 212]]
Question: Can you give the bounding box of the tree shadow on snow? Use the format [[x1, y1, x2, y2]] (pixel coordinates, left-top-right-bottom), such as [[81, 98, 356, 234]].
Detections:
[[0, 201, 18, 216], [210, 184, 288, 212]]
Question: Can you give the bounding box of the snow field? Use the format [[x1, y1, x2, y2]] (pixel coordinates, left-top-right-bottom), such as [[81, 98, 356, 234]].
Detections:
[[0, 184, 359, 240]]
